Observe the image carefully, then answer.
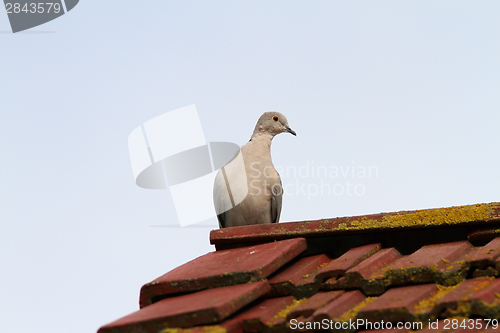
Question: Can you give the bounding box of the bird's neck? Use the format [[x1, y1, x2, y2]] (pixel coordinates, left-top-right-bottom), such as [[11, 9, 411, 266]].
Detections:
[[249, 131, 274, 150]]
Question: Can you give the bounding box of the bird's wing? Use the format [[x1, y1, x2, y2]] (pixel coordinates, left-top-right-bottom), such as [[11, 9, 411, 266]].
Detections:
[[213, 169, 227, 228], [270, 177, 282, 223]]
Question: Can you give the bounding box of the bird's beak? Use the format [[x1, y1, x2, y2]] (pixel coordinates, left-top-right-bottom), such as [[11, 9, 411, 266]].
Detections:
[[286, 126, 296, 136]]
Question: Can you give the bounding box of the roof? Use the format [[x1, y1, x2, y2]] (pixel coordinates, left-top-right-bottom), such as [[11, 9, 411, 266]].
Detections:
[[97, 202, 500, 333]]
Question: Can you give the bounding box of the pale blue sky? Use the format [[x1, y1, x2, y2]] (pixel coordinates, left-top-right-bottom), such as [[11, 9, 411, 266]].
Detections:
[[1, 2, 499, 333]]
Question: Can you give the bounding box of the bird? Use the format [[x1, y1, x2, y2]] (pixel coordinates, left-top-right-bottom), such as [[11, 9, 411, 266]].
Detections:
[[213, 112, 296, 228]]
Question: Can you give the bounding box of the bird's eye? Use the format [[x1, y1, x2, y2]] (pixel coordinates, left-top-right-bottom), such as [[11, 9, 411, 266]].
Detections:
[[273, 116, 279, 122]]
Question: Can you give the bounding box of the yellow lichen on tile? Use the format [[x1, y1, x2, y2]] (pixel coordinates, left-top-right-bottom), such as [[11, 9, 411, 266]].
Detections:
[[337, 297, 377, 322], [338, 223, 348, 230], [272, 298, 306, 320], [350, 217, 378, 228], [413, 284, 457, 315], [381, 203, 494, 227], [319, 220, 333, 230], [273, 227, 288, 234], [469, 277, 494, 292], [334, 203, 498, 231], [445, 302, 472, 318], [414, 277, 495, 317], [303, 262, 329, 278], [488, 292, 500, 307]]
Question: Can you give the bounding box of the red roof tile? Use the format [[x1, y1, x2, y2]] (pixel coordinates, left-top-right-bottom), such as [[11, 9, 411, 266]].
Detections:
[[268, 253, 331, 298], [316, 243, 381, 281], [343, 247, 403, 293], [391, 241, 471, 270], [98, 281, 270, 333], [358, 283, 438, 323], [471, 278, 500, 304], [237, 296, 294, 332], [312, 290, 367, 321], [464, 236, 500, 266], [385, 241, 472, 286], [436, 277, 494, 304], [140, 237, 306, 307], [210, 202, 500, 248], [286, 291, 344, 320], [97, 202, 500, 333]]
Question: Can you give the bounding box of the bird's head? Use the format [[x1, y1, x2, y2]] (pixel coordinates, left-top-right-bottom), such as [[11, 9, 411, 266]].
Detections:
[[253, 111, 296, 138]]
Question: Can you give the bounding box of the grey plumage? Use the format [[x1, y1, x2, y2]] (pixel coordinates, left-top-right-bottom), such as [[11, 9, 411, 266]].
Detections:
[[213, 112, 296, 228]]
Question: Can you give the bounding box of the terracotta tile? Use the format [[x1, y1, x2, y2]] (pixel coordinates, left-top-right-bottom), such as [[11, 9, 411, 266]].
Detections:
[[346, 248, 403, 281], [384, 241, 472, 286], [495, 255, 500, 275], [157, 318, 244, 333], [470, 278, 500, 304], [313, 290, 367, 321], [210, 203, 500, 247], [332, 248, 404, 295], [97, 281, 270, 333], [140, 238, 306, 307], [321, 247, 402, 295], [239, 296, 294, 322], [321, 276, 348, 291], [391, 241, 471, 270], [316, 244, 381, 282], [286, 291, 344, 320], [471, 264, 499, 278], [243, 297, 314, 332], [436, 277, 494, 304], [464, 237, 500, 269], [432, 278, 500, 320], [98, 202, 500, 333], [269, 254, 332, 298], [358, 284, 438, 323], [419, 278, 493, 319], [260, 314, 287, 330], [215, 319, 244, 333], [239, 296, 294, 333], [210, 216, 369, 247], [468, 228, 500, 242]]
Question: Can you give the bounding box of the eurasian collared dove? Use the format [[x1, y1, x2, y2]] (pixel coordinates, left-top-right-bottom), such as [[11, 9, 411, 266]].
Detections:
[[213, 112, 296, 228]]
